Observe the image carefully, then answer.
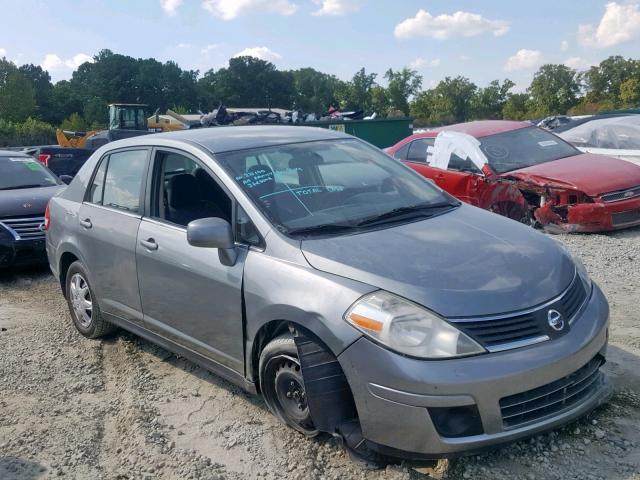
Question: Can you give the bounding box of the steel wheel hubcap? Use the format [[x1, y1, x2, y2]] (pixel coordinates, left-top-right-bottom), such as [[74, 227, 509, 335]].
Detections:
[[275, 365, 309, 422], [70, 273, 93, 328]]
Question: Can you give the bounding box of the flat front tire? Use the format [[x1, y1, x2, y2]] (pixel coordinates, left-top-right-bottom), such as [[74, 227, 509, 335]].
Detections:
[[259, 335, 318, 437], [65, 261, 115, 339]]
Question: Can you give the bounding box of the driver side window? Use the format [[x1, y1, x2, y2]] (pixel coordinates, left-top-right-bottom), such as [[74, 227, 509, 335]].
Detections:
[[447, 153, 482, 174], [151, 151, 232, 227]]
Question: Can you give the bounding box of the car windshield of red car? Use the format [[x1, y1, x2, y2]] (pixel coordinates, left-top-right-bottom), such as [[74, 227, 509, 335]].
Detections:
[[479, 127, 580, 174]]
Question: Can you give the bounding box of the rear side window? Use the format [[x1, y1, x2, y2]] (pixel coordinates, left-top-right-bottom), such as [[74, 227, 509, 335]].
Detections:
[[87, 150, 147, 213], [89, 158, 108, 204], [392, 143, 409, 160], [407, 138, 434, 163]]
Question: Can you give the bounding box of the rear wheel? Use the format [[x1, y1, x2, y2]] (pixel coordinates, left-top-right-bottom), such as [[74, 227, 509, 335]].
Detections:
[[65, 261, 116, 338], [259, 335, 318, 436]]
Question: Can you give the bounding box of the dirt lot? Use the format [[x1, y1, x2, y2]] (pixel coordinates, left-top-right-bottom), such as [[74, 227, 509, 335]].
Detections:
[[1, 228, 639, 480]]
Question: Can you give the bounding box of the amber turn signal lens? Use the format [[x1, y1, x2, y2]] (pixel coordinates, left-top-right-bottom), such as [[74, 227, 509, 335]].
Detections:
[[348, 313, 383, 333]]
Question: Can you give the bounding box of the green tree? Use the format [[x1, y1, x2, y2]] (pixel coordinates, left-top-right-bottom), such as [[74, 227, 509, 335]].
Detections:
[[0, 58, 36, 122], [370, 85, 391, 116], [471, 79, 515, 119], [528, 64, 580, 116], [384, 68, 423, 115], [582, 56, 640, 106], [336, 68, 378, 112], [410, 89, 436, 126], [289, 67, 343, 112], [61, 112, 89, 131], [18, 64, 54, 122], [198, 56, 294, 110], [417, 76, 478, 125], [619, 78, 640, 107], [502, 93, 531, 120]]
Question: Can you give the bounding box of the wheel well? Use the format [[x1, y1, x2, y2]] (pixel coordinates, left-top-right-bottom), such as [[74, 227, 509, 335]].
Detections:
[[58, 252, 79, 298], [251, 320, 291, 391]]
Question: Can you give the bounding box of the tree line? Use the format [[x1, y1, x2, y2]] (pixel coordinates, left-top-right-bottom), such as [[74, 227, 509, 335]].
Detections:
[[1, 49, 639, 143]]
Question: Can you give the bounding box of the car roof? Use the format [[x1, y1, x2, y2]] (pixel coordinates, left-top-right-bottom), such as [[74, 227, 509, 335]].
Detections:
[[411, 120, 532, 140], [116, 125, 351, 153]]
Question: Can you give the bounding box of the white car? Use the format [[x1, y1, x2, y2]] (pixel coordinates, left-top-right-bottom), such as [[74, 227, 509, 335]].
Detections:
[[557, 115, 640, 166]]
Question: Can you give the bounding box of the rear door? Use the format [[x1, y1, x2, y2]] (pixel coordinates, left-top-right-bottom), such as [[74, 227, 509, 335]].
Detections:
[[76, 148, 150, 326], [135, 148, 248, 373]]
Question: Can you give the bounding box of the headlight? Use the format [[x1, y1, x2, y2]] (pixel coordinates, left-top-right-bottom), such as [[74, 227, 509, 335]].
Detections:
[[344, 291, 485, 359]]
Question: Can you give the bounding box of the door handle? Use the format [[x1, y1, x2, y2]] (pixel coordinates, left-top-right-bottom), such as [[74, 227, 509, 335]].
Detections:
[[80, 218, 92, 229], [140, 238, 158, 251]]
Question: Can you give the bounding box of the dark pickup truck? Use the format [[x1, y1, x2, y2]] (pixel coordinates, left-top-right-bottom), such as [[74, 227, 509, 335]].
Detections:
[[22, 146, 94, 178]]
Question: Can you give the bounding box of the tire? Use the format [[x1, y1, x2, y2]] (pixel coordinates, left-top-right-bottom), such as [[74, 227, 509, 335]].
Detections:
[[259, 334, 319, 437], [65, 261, 116, 339]]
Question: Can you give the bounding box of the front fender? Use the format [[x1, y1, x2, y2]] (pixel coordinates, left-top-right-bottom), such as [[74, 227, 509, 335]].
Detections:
[[243, 250, 373, 380]]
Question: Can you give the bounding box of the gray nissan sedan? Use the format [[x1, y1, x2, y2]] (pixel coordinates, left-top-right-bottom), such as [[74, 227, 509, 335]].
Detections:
[[46, 126, 611, 461]]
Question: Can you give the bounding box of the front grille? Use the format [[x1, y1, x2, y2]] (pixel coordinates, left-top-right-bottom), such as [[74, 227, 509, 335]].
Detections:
[[601, 185, 640, 203], [612, 209, 640, 226], [500, 355, 605, 429], [0, 216, 46, 240], [450, 275, 587, 351]]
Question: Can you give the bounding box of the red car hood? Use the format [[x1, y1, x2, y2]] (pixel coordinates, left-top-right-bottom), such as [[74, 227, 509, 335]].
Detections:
[[506, 153, 640, 197]]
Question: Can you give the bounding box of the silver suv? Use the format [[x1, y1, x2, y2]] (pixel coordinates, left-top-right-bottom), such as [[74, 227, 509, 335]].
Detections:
[[46, 126, 611, 461]]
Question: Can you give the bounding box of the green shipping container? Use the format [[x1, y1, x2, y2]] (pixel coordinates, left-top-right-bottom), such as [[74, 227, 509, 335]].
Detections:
[[303, 117, 413, 149]]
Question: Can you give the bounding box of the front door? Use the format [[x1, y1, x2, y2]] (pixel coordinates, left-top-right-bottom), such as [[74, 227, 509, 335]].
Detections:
[[135, 149, 246, 373], [76, 148, 149, 325]]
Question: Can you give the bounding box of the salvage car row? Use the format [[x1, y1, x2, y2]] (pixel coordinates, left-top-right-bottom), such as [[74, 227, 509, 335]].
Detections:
[[1, 121, 636, 464]]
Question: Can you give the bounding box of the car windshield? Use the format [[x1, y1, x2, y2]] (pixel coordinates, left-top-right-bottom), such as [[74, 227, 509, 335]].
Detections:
[[0, 156, 60, 190], [216, 139, 456, 235], [479, 127, 580, 174]]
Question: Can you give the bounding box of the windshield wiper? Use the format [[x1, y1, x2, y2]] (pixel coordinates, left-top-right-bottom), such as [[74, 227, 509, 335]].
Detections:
[[287, 222, 358, 237], [354, 201, 459, 227], [0, 184, 46, 190]]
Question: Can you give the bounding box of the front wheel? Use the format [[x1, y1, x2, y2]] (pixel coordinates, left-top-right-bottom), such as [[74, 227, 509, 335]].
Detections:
[[259, 335, 318, 437]]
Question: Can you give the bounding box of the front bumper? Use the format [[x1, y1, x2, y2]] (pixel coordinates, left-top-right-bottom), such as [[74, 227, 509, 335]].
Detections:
[[337, 284, 611, 458], [0, 231, 48, 268], [559, 196, 640, 232]]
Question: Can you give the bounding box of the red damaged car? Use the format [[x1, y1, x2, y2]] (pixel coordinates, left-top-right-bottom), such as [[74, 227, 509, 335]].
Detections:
[[386, 120, 640, 232]]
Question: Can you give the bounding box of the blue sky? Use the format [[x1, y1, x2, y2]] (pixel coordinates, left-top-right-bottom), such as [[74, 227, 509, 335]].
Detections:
[[2, 0, 640, 90]]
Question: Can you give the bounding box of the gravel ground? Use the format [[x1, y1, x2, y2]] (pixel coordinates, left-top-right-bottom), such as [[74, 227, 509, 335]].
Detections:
[[0, 227, 639, 480]]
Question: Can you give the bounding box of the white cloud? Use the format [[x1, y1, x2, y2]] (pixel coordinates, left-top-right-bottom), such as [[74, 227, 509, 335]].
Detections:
[[65, 53, 94, 69], [560, 40, 569, 52], [312, 0, 364, 16], [564, 57, 595, 70], [41, 54, 64, 71], [177, 43, 192, 49], [160, 0, 183, 16], [200, 44, 220, 54], [0, 48, 6, 57], [504, 49, 542, 72], [41, 53, 94, 71], [409, 57, 441, 69], [394, 9, 509, 40], [202, 0, 297, 20], [233, 46, 282, 62], [578, 1, 640, 48]]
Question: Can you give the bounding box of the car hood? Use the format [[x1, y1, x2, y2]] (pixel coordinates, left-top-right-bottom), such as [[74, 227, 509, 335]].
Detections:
[[300, 205, 575, 317], [0, 185, 65, 217], [507, 153, 640, 196]]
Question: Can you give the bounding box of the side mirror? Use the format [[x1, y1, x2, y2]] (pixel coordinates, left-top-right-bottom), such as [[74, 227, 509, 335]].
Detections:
[[59, 175, 73, 185], [187, 217, 237, 266]]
